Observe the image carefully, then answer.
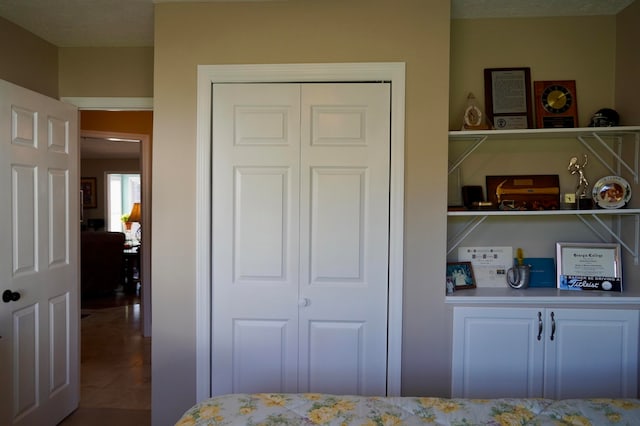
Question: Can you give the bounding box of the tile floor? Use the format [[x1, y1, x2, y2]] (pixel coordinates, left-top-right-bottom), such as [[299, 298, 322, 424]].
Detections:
[[58, 294, 151, 425]]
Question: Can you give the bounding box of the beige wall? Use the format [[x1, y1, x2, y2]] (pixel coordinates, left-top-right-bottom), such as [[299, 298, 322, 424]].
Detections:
[[616, 0, 640, 125], [0, 17, 58, 98], [152, 0, 451, 422], [58, 47, 154, 97], [449, 16, 616, 130]]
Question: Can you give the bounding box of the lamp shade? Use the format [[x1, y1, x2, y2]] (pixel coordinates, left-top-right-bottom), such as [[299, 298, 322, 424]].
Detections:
[[127, 202, 141, 223]]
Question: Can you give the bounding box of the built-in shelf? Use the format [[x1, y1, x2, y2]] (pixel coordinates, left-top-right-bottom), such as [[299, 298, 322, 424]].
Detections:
[[447, 127, 640, 264], [449, 126, 640, 184], [449, 126, 640, 140], [448, 208, 640, 217], [448, 209, 640, 263]]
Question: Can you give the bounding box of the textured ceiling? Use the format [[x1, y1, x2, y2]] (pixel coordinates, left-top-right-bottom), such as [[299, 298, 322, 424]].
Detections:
[[0, 0, 635, 47], [452, 0, 635, 19], [0, 0, 155, 47]]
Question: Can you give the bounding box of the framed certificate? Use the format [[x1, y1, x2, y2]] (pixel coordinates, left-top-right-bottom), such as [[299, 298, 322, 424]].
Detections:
[[484, 67, 533, 130], [556, 242, 622, 291]]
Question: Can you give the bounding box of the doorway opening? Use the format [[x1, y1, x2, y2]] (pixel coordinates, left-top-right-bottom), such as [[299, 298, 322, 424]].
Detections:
[[75, 108, 152, 421]]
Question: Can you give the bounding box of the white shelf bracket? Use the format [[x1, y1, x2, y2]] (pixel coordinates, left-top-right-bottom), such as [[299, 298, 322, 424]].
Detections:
[[447, 215, 488, 255], [449, 136, 488, 175], [577, 132, 639, 184], [577, 213, 640, 265]]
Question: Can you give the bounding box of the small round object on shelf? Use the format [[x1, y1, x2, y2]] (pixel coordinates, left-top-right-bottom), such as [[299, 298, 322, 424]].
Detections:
[[591, 175, 632, 209]]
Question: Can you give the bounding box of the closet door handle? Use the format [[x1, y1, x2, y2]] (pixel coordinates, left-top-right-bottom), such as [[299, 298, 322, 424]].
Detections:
[[298, 298, 310, 307], [537, 311, 543, 341], [550, 311, 556, 341]]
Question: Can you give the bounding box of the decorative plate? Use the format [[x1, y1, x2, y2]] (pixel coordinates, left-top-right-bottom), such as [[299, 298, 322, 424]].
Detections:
[[592, 175, 632, 209]]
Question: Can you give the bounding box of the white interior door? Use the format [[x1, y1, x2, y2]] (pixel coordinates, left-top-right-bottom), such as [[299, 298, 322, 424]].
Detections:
[[212, 82, 390, 396], [212, 84, 301, 394], [297, 84, 390, 394], [0, 80, 79, 425]]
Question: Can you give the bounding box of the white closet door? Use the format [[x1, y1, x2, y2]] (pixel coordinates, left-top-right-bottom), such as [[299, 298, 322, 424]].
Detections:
[[211, 84, 301, 395], [298, 83, 390, 395], [211, 82, 390, 396]]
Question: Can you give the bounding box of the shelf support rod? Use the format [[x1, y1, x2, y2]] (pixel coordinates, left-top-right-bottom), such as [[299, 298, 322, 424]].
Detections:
[[575, 214, 609, 242], [577, 213, 639, 264], [634, 131, 639, 184], [448, 136, 488, 175], [447, 215, 488, 255], [592, 132, 637, 182], [635, 214, 639, 265], [578, 134, 638, 183]]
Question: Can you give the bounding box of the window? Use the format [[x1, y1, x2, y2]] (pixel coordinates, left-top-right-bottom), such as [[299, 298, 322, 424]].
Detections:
[[107, 173, 141, 234]]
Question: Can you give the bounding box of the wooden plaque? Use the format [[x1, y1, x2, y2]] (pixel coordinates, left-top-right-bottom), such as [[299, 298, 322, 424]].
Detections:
[[484, 67, 533, 129], [534, 80, 578, 128]]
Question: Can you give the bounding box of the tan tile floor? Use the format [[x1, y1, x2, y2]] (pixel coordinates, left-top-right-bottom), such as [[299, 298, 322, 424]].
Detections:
[[58, 299, 151, 425]]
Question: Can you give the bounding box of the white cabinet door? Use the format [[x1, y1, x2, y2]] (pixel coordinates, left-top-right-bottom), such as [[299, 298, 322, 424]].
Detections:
[[211, 82, 391, 396], [544, 308, 639, 399], [452, 307, 544, 398], [453, 307, 639, 399]]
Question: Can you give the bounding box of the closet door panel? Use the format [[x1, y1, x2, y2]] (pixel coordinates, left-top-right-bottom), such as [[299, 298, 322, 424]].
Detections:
[[310, 168, 365, 281], [298, 83, 391, 395], [211, 84, 301, 395], [232, 319, 291, 393], [234, 167, 289, 280]]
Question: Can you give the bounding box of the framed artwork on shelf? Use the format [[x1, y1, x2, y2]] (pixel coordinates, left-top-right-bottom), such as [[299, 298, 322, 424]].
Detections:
[[80, 177, 97, 209], [447, 261, 477, 290], [484, 67, 533, 130]]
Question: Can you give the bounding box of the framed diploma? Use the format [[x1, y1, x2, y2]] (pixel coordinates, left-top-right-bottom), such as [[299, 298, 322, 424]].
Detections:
[[556, 242, 622, 291], [484, 67, 533, 130]]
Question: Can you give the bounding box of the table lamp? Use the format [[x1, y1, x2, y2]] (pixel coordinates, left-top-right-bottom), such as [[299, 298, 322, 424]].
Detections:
[[127, 202, 142, 242]]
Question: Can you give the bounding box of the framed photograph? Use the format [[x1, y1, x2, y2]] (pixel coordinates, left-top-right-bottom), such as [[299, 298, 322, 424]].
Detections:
[[484, 67, 533, 130], [80, 177, 97, 209], [447, 261, 476, 290], [556, 242, 622, 291]]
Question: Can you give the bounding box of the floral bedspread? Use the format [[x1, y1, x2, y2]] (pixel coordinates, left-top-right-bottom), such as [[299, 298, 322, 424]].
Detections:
[[176, 393, 640, 425]]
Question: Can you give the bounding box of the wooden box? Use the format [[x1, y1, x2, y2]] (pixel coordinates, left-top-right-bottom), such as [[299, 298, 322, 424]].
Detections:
[[486, 175, 560, 210]]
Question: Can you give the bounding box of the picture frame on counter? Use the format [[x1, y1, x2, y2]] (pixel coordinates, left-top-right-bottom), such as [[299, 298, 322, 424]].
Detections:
[[556, 242, 622, 292], [447, 261, 477, 290]]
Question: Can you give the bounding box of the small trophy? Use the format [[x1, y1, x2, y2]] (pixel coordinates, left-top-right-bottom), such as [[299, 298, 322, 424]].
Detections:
[[568, 154, 592, 209], [461, 93, 492, 130]]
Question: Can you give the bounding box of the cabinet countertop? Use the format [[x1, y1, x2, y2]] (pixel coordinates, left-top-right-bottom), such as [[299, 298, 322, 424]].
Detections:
[[446, 287, 640, 305]]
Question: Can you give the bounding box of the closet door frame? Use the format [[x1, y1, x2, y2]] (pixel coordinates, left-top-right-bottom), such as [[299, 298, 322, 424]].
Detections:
[[195, 62, 406, 400]]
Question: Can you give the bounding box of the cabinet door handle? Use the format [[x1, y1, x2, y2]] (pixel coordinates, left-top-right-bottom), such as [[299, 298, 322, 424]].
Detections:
[[550, 311, 556, 341], [537, 311, 543, 341]]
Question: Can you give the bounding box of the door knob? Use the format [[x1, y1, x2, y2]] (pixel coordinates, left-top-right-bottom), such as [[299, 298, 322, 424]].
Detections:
[[298, 298, 310, 307], [2, 290, 21, 303]]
